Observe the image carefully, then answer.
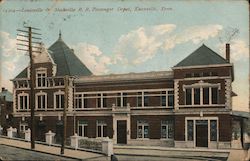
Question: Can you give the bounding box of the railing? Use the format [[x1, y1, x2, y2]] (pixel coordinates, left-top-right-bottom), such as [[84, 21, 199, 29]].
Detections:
[[78, 138, 102, 151], [0, 129, 111, 155], [14, 77, 65, 89]]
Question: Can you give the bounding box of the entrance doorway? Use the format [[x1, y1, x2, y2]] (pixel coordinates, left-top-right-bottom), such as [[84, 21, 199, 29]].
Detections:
[[196, 120, 208, 147], [117, 120, 127, 144]]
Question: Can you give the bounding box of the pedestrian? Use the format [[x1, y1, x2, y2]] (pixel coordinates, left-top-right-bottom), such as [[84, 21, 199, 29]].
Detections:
[[243, 118, 250, 161]]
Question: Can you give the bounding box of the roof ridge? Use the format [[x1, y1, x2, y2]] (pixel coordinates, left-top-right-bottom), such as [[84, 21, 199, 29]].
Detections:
[[175, 44, 228, 67], [203, 44, 227, 61], [60, 41, 71, 75]]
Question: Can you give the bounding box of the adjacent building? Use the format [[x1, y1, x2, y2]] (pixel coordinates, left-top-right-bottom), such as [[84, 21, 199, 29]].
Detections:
[[0, 87, 13, 135], [11, 33, 236, 148]]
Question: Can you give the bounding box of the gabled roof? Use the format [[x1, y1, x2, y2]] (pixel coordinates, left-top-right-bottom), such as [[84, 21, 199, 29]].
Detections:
[[15, 32, 93, 78], [0, 89, 13, 102], [175, 44, 228, 67], [48, 33, 92, 76]]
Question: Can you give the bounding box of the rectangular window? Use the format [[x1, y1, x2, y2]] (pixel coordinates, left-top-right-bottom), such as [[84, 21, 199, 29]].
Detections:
[[37, 72, 46, 87], [123, 93, 127, 107], [84, 94, 88, 108], [211, 72, 218, 76], [144, 92, 149, 107], [97, 94, 101, 108], [137, 92, 142, 107], [103, 94, 107, 108], [78, 121, 88, 137], [97, 120, 107, 137], [203, 88, 209, 104], [116, 93, 121, 107], [161, 120, 174, 139], [55, 94, 64, 109], [193, 73, 200, 77], [185, 89, 192, 105], [194, 88, 200, 105], [202, 72, 209, 77], [137, 120, 149, 138], [212, 87, 218, 104], [187, 120, 194, 141], [37, 95, 46, 109], [75, 94, 82, 109], [161, 91, 166, 106], [19, 95, 29, 110], [210, 120, 217, 141], [168, 91, 174, 107], [20, 123, 28, 133]]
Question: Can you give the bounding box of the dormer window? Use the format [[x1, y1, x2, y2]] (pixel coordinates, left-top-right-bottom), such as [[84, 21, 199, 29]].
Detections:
[[36, 68, 47, 87]]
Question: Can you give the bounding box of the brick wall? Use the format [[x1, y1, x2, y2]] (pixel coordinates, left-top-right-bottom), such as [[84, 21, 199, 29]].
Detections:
[[131, 115, 174, 139]]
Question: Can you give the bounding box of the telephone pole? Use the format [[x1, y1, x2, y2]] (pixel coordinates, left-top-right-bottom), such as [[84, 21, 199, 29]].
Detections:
[[61, 75, 69, 155], [17, 26, 42, 149]]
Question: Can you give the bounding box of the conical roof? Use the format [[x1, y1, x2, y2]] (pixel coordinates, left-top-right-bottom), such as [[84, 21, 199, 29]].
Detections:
[[48, 32, 92, 76], [175, 44, 228, 67], [15, 32, 93, 78]]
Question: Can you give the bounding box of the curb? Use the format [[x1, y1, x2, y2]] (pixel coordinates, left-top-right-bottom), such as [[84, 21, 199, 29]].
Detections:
[[114, 146, 231, 153], [114, 153, 228, 161]]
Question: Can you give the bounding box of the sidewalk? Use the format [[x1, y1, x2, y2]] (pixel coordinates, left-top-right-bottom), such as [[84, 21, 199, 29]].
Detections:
[[0, 137, 107, 160], [114, 145, 233, 161]]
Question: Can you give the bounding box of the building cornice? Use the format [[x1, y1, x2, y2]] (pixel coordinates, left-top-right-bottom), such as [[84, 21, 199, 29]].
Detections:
[[75, 71, 173, 83], [172, 63, 233, 70]]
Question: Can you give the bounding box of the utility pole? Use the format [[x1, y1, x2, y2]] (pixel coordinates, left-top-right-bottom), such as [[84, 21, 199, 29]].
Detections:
[[17, 26, 42, 149], [61, 75, 69, 155]]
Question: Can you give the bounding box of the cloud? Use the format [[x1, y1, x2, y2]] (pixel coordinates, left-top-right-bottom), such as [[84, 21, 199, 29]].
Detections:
[[114, 24, 223, 65], [163, 25, 223, 50], [0, 31, 27, 91], [114, 24, 176, 65], [0, 31, 18, 57], [218, 39, 249, 61], [72, 43, 112, 75]]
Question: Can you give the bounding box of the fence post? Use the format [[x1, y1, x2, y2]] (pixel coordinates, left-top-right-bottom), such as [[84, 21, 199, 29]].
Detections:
[[7, 127, 13, 138], [45, 130, 55, 145], [24, 128, 31, 141], [70, 133, 79, 150], [102, 137, 113, 156]]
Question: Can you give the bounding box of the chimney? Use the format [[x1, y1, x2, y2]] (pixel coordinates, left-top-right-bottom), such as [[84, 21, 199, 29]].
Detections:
[[226, 43, 230, 63]]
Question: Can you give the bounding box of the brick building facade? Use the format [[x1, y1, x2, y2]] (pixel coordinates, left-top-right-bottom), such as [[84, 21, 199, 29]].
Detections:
[[11, 33, 235, 148]]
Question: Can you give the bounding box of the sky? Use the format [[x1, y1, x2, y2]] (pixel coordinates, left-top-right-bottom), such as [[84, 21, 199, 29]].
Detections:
[[0, 0, 249, 111]]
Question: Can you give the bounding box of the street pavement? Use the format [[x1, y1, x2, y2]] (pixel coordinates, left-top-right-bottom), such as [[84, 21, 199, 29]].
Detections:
[[0, 137, 247, 161], [0, 137, 107, 161], [0, 144, 78, 161], [114, 146, 229, 161]]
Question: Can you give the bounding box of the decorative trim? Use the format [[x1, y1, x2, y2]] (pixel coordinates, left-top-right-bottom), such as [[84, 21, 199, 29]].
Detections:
[[185, 116, 219, 148], [172, 63, 233, 70], [75, 71, 173, 83], [174, 80, 179, 110], [182, 80, 221, 90], [225, 78, 232, 109]]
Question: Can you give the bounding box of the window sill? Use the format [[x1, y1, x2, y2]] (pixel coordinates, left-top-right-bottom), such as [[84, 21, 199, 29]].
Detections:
[[179, 104, 225, 108], [136, 138, 150, 140], [131, 106, 174, 109], [160, 138, 174, 141]]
